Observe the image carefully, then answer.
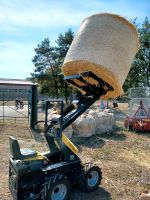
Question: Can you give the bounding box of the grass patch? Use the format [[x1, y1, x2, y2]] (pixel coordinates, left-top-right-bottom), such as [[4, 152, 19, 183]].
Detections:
[[0, 119, 150, 200]]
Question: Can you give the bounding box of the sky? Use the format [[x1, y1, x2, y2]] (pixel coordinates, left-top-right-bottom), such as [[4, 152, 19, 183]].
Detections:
[[0, 0, 150, 80]]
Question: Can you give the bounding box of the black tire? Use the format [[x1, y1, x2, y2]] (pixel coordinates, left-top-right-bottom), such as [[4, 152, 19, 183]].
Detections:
[[79, 163, 102, 192], [41, 174, 70, 200]]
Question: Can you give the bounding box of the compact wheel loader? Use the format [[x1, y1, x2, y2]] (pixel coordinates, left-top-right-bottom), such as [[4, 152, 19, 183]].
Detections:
[[9, 71, 113, 200]]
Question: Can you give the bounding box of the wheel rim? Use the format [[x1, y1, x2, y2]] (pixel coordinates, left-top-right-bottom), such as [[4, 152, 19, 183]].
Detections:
[[51, 183, 67, 200], [87, 171, 99, 187]]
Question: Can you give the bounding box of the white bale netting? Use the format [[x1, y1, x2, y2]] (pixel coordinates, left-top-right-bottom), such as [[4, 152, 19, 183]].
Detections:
[[47, 109, 115, 138], [72, 109, 115, 137], [62, 13, 139, 99], [89, 110, 115, 134], [72, 114, 97, 137]]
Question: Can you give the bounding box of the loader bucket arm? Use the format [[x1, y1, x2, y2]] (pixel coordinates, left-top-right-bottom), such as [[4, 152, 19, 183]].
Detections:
[[44, 71, 113, 156]]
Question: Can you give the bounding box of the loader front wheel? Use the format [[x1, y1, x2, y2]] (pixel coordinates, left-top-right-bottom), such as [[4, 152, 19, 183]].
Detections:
[[79, 164, 102, 192], [41, 174, 70, 200]]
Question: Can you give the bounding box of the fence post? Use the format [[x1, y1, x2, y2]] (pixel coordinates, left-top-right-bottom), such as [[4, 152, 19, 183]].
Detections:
[[3, 91, 4, 123], [30, 84, 38, 129]]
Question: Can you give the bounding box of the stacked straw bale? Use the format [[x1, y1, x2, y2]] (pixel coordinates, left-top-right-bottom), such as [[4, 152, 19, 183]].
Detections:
[[62, 13, 139, 99]]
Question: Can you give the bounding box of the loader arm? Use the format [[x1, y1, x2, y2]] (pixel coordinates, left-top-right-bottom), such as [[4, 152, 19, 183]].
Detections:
[[44, 71, 113, 157]]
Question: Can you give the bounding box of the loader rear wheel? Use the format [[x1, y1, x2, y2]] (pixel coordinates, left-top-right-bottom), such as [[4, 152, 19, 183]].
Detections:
[[41, 174, 70, 200], [79, 163, 102, 192]]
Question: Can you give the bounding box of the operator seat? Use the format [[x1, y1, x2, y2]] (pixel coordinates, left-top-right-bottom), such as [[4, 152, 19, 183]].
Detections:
[[9, 136, 37, 160]]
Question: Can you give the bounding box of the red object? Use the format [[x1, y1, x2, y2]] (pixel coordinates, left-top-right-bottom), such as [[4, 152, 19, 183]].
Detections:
[[124, 101, 150, 131]]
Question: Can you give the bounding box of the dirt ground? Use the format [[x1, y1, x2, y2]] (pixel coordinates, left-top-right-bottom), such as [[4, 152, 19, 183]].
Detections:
[[0, 115, 150, 200]]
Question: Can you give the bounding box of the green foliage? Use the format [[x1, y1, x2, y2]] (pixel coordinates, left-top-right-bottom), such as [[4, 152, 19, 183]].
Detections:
[[56, 28, 74, 58], [123, 17, 150, 91], [31, 29, 74, 101]]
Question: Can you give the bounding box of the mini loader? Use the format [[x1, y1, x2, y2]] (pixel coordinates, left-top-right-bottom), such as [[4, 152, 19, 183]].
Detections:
[[9, 71, 113, 200]]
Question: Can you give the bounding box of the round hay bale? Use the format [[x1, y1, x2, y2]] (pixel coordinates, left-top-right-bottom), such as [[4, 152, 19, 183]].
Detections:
[[62, 13, 139, 99]]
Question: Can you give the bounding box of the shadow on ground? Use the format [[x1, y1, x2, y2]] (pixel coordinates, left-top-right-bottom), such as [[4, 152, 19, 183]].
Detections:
[[132, 130, 150, 138], [72, 134, 106, 149], [31, 130, 44, 141], [70, 186, 112, 200], [98, 127, 126, 141], [31, 127, 126, 151]]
